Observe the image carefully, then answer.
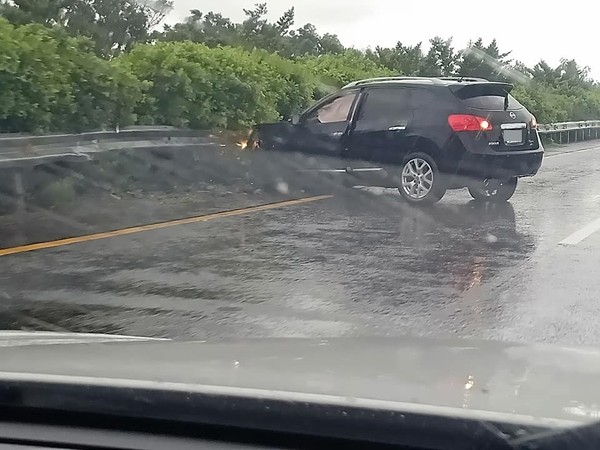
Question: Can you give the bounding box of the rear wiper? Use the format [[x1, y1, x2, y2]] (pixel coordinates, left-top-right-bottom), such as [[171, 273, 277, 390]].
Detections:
[[504, 94, 509, 111]]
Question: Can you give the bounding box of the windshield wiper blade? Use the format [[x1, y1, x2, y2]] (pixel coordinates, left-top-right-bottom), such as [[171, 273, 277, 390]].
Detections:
[[511, 421, 600, 450]]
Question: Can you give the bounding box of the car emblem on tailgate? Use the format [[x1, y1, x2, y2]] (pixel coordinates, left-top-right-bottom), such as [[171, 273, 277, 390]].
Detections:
[[509, 112, 517, 119]]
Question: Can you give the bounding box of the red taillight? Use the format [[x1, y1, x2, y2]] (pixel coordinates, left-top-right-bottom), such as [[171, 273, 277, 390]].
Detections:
[[448, 114, 493, 132], [530, 115, 538, 129]]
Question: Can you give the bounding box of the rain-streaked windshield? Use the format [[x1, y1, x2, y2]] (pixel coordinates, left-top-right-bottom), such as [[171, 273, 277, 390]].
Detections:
[[1, 0, 599, 433]]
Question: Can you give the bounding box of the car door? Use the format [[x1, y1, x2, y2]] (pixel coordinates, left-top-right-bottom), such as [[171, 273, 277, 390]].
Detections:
[[344, 86, 413, 165], [292, 90, 360, 156]]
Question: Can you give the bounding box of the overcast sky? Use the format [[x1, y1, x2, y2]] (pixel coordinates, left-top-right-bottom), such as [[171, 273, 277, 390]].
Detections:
[[167, 1, 597, 78]]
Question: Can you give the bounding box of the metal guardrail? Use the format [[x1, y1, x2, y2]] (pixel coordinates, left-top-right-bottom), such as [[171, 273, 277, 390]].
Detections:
[[538, 120, 600, 144], [1, 120, 600, 168], [0, 127, 227, 214], [0, 127, 219, 168]]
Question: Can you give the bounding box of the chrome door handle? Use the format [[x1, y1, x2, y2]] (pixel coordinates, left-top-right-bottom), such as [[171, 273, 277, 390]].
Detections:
[[389, 125, 406, 131]]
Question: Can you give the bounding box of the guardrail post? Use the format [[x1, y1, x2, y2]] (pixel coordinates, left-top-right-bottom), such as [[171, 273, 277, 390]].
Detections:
[[12, 169, 28, 245], [14, 170, 25, 215]]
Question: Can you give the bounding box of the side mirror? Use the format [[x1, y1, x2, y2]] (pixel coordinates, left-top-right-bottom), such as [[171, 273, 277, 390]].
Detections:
[[290, 114, 300, 126]]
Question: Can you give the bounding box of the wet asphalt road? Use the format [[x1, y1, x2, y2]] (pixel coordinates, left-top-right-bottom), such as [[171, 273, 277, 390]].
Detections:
[[0, 142, 599, 346]]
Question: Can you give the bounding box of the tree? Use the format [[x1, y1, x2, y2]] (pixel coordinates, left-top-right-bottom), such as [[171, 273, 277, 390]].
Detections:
[[531, 60, 560, 86], [140, 0, 173, 29], [556, 59, 592, 89], [366, 42, 424, 76], [156, 4, 344, 58], [159, 10, 238, 46], [239, 5, 303, 55], [0, 0, 64, 26], [275, 6, 294, 34], [456, 38, 512, 81], [292, 28, 345, 57], [86, 0, 153, 56], [319, 33, 344, 55], [0, 0, 172, 57], [241, 2, 268, 37], [419, 37, 458, 76], [287, 23, 321, 56]]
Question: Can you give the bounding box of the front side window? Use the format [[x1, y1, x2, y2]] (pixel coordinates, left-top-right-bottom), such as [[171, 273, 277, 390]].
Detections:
[[307, 93, 357, 124]]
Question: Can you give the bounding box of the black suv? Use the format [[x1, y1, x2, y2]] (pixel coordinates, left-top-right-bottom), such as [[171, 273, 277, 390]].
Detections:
[[251, 77, 544, 205]]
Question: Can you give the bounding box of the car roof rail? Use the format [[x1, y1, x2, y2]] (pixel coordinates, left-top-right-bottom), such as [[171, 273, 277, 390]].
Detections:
[[343, 76, 490, 89], [436, 76, 489, 82], [343, 77, 432, 88]]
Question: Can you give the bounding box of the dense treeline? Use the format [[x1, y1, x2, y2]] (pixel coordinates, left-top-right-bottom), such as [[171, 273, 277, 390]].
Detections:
[[1, 1, 599, 133]]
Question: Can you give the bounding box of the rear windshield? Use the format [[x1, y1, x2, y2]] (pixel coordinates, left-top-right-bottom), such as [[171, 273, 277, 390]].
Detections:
[[452, 84, 523, 111], [460, 94, 523, 111]]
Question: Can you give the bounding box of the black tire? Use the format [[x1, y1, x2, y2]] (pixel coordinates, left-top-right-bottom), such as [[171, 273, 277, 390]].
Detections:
[[468, 177, 518, 202], [397, 152, 446, 205], [341, 176, 357, 188]]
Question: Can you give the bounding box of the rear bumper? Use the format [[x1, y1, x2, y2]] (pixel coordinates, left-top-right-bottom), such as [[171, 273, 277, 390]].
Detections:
[[454, 150, 544, 180]]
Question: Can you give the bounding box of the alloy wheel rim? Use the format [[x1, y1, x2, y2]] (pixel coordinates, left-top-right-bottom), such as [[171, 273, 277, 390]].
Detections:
[[401, 158, 434, 199]]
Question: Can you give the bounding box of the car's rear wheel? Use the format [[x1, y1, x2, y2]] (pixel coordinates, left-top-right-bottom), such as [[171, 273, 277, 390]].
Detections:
[[398, 153, 446, 205], [468, 177, 518, 202]]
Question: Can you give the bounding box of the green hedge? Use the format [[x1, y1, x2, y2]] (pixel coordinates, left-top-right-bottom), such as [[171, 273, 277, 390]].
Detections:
[[0, 18, 141, 133], [513, 83, 600, 124], [299, 50, 394, 95], [118, 43, 318, 129]]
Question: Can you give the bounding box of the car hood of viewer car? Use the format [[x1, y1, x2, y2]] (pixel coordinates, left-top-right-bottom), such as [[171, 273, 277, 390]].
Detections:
[[0, 331, 598, 427]]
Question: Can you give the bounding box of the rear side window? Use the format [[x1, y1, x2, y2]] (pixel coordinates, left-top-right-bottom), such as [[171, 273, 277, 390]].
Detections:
[[355, 88, 412, 130], [410, 88, 440, 109]]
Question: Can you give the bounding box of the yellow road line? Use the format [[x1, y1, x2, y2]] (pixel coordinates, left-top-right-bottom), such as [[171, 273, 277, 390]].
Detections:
[[0, 195, 333, 258]]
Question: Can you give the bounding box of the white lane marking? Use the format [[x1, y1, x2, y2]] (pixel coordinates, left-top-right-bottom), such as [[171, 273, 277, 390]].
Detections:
[[559, 217, 600, 246]]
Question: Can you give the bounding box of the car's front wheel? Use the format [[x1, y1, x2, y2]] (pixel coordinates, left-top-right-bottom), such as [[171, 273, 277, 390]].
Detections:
[[468, 177, 518, 202], [398, 153, 446, 205], [248, 130, 262, 150]]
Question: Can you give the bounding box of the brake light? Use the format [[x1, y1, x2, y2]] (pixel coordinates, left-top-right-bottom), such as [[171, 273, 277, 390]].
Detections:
[[530, 115, 538, 129], [448, 114, 493, 132]]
